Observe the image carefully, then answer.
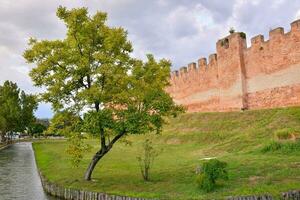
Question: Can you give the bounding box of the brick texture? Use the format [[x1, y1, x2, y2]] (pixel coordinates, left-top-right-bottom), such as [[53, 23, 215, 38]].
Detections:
[[166, 20, 300, 112]]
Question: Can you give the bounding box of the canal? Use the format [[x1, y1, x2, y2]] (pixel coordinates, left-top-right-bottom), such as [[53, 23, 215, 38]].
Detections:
[[0, 142, 56, 200]]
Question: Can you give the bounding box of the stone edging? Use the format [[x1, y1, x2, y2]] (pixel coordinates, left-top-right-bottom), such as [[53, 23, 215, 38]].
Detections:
[[0, 143, 10, 151], [39, 172, 157, 200], [226, 190, 300, 200], [39, 171, 300, 200]]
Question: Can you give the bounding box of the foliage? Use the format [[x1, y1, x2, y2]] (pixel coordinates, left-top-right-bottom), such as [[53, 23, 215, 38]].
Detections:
[[136, 137, 161, 181], [229, 27, 235, 34], [0, 81, 37, 142], [24, 6, 183, 180], [196, 159, 228, 192], [239, 32, 246, 39], [0, 115, 6, 143], [66, 133, 91, 167], [261, 140, 300, 153], [220, 38, 229, 48], [45, 111, 82, 137], [274, 128, 294, 140], [28, 122, 47, 137]]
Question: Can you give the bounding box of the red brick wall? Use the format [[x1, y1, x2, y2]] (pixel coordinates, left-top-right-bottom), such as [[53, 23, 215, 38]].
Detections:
[[166, 19, 300, 112]]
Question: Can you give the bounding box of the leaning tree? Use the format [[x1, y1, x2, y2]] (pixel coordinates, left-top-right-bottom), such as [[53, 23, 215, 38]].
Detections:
[[24, 6, 183, 180]]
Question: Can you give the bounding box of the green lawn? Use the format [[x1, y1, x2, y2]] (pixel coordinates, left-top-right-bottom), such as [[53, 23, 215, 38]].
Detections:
[[33, 107, 300, 199]]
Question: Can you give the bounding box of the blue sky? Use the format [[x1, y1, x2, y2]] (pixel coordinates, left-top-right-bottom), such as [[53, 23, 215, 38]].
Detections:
[[0, 0, 299, 119]]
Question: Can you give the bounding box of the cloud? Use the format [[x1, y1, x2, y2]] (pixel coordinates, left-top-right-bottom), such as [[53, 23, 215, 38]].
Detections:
[[226, 0, 300, 41], [0, 0, 299, 118]]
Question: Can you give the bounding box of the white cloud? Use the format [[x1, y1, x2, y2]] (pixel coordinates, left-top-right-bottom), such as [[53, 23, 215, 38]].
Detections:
[[0, 0, 299, 118]]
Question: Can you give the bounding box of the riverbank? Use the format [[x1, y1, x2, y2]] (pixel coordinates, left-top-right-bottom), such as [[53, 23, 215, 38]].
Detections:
[[0, 138, 33, 150], [33, 107, 300, 199], [0, 143, 9, 150]]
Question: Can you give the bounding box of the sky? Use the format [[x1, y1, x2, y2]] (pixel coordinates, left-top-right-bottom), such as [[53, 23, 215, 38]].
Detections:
[[0, 0, 300, 119]]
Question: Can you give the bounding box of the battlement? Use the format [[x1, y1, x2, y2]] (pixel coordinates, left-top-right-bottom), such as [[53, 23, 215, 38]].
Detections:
[[166, 19, 300, 112], [250, 34, 264, 46]]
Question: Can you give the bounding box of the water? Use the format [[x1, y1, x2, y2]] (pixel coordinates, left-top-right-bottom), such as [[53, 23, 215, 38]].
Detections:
[[0, 142, 56, 200]]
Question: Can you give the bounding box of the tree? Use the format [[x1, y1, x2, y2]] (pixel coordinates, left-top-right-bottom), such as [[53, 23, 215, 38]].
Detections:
[[45, 111, 81, 137], [24, 6, 183, 181], [19, 91, 38, 132], [0, 81, 38, 142], [0, 115, 6, 143], [28, 122, 47, 137]]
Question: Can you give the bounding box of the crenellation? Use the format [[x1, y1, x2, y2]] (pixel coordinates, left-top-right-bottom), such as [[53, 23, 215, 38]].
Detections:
[[250, 34, 264, 46], [198, 57, 207, 70], [217, 38, 229, 49], [188, 62, 197, 71], [269, 27, 284, 40], [208, 54, 217, 66], [166, 20, 300, 112], [291, 19, 300, 31], [171, 70, 179, 77], [179, 66, 187, 74]]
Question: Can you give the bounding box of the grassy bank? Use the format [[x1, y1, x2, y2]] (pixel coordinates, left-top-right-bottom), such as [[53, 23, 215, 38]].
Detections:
[[0, 143, 8, 150], [33, 107, 300, 199]]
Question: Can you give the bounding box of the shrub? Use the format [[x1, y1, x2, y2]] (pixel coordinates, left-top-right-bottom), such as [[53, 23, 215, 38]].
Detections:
[[275, 128, 294, 140], [239, 32, 246, 39], [137, 138, 161, 181], [262, 140, 300, 153], [196, 159, 228, 192], [229, 27, 235, 34], [261, 141, 283, 153], [220, 38, 229, 48]]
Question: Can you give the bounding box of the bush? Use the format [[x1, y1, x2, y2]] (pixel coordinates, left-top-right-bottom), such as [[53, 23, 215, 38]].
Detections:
[[275, 128, 294, 140], [262, 140, 300, 153], [196, 159, 228, 192], [137, 138, 161, 181], [261, 141, 283, 153]]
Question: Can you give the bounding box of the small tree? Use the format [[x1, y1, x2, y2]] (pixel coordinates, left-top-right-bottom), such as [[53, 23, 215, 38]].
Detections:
[[196, 159, 228, 192], [24, 6, 183, 180], [137, 138, 160, 181]]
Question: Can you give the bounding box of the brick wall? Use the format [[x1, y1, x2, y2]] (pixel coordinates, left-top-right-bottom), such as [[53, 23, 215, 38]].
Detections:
[[166, 19, 300, 112]]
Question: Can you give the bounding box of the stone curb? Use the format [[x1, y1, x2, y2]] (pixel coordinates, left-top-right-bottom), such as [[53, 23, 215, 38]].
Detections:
[[39, 172, 158, 200]]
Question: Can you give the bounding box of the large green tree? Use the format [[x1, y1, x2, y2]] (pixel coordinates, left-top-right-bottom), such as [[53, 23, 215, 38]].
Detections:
[[24, 6, 183, 180], [0, 81, 38, 142]]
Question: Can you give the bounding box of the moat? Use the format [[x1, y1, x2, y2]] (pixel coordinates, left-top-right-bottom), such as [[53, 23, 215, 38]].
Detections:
[[0, 142, 56, 200]]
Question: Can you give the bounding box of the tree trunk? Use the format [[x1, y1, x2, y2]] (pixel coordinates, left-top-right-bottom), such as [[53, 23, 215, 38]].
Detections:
[[84, 131, 125, 181], [84, 150, 107, 181]]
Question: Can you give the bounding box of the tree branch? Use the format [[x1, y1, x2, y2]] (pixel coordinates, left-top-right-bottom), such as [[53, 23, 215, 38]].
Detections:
[[73, 32, 84, 56], [106, 130, 126, 151]]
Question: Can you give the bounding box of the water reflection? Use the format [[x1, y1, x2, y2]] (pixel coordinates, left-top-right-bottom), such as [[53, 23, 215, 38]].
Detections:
[[0, 142, 57, 200]]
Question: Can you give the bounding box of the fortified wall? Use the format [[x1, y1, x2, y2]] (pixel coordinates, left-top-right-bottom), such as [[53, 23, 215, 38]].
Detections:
[[166, 19, 300, 112]]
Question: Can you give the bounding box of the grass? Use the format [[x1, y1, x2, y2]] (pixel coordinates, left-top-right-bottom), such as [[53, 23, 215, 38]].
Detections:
[[33, 106, 300, 200], [262, 140, 300, 153], [0, 143, 7, 149]]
